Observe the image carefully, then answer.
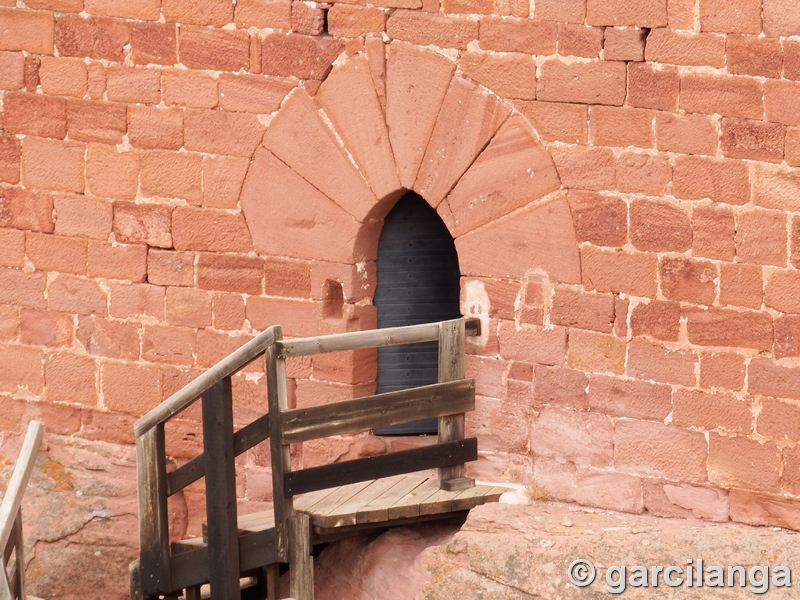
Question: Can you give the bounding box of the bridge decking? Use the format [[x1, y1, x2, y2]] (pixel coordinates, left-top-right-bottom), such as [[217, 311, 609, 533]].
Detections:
[[173, 474, 506, 555]]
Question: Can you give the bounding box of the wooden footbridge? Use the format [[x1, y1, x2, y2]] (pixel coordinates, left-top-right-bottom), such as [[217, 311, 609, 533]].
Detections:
[[130, 317, 506, 600]]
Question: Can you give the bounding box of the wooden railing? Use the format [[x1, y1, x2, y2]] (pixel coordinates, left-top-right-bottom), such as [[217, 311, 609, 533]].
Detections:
[[132, 318, 480, 600], [0, 420, 43, 600]]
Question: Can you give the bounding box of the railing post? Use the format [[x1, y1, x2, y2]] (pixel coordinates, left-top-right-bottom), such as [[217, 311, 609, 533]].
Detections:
[[12, 512, 24, 600], [202, 376, 240, 599], [137, 424, 171, 597], [267, 327, 293, 562], [437, 318, 475, 491], [288, 513, 313, 600]]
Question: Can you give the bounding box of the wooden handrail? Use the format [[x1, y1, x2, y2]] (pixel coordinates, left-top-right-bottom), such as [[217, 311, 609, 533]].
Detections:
[[0, 421, 42, 552], [133, 317, 480, 599], [0, 420, 43, 600], [135, 326, 277, 437], [279, 317, 481, 358]]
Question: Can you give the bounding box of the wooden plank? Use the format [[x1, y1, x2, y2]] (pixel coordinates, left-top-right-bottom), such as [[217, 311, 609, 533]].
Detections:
[[315, 478, 401, 528], [437, 319, 470, 487], [385, 477, 441, 520], [137, 424, 171, 596], [129, 560, 143, 600], [201, 377, 240, 599], [281, 380, 475, 444], [288, 513, 313, 600], [450, 484, 503, 512], [0, 571, 12, 600], [265, 564, 280, 600], [12, 512, 24, 600], [311, 511, 470, 544], [238, 527, 279, 572], [184, 586, 201, 600], [236, 511, 275, 533], [166, 413, 270, 496], [284, 438, 478, 496], [293, 487, 339, 513], [135, 326, 276, 436], [171, 528, 281, 592], [266, 327, 292, 562], [280, 317, 481, 358], [417, 486, 457, 517], [301, 480, 374, 518], [355, 475, 428, 524], [170, 545, 209, 591], [0, 421, 42, 552], [440, 477, 475, 492]]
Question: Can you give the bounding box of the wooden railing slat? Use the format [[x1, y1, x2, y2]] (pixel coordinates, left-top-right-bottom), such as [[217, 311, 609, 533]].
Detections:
[[166, 413, 270, 496], [281, 380, 475, 444], [279, 317, 480, 358], [137, 425, 171, 596], [437, 319, 470, 488], [0, 421, 43, 553], [201, 377, 240, 599], [284, 438, 478, 497], [266, 327, 292, 562], [135, 327, 276, 437]]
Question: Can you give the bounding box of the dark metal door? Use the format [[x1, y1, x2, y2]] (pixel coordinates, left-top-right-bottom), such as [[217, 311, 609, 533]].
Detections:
[[373, 193, 461, 435]]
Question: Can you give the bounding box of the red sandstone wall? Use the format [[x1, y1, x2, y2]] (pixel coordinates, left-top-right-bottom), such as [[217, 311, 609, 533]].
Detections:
[[2, 0, 800, 596]]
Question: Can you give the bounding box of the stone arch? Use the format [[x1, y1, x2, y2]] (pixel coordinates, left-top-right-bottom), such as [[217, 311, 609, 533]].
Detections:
[[239, 41, 581, 303]]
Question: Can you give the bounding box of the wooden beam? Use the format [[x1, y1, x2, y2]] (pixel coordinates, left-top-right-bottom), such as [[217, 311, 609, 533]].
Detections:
[[0, 421, 42, 553], [288, 513, 313, 600], [437, 319, 472, 489], [266, 327, 293, 562], [281, 380, 475, 444], [280, 317, 481, 358], [135, 327, 276, 436], [284, 438, 478, 496], [137, 425, 171, 597], [265, 564, 280, 600], [202, 377, 241, 600], [12, 512, 24, 600], [166, 413, 270, 496], [169, 528, 280, 591]]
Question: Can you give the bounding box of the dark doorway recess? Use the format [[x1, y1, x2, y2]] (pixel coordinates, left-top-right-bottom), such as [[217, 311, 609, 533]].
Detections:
[[373, 192, 461, 435]]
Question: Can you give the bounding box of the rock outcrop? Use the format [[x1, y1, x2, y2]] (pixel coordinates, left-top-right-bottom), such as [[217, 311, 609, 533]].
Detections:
[[312, 501, 800, 599]]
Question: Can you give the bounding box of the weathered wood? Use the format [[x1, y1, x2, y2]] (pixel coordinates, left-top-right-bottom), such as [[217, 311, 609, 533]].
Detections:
[[437, 319, 471, 487], [11, 513, 23, 600], [284, 438, 478, 496], [128, 559, 143, 600], [137, 425, 171, 596], [266, 327, 293, 562], [300, 480, 374, 517], [135, 327, 276, 436], [311, 512, 470, 544], [386, 477, 441, 520], [166, 413, 271, 496], [0, 421, 42, 553], [171, 527, 281, 592], [201, 377, 240, 600], [265, 564, 280, 600], [0, 571, 11, 600], [440, 476, 475, 491], [319, 478, 399, 528], [238, 527, 279, 572], [280, 317, 481, 358], [281, 380, 475, 444], [169, 546, 209, 592], [184, 585, 201, 600], [355, 475, 426, 524], [288, 513, 313, 600]]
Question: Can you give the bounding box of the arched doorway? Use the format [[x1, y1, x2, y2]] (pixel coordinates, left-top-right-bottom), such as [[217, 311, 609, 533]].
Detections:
[[373, 192, 461, 435]]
